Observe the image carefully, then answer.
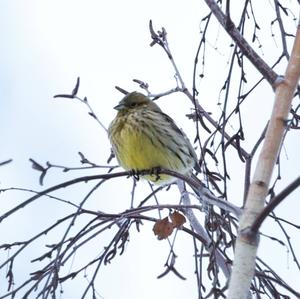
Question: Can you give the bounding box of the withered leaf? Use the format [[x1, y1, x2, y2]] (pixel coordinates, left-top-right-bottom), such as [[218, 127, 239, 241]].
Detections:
[[153, 217, 174, 240], [170, 211, 186, 228]]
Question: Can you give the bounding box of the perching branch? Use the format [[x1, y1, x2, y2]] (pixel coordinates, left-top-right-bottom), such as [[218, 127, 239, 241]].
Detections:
[[0, 168, 240, 224]]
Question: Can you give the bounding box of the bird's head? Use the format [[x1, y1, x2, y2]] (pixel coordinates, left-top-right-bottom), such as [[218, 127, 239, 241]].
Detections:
[[114, 92, 160, 113]]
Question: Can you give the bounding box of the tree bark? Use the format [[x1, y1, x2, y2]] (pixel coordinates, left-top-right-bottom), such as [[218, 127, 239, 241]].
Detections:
[[227, 24, 300, 299]]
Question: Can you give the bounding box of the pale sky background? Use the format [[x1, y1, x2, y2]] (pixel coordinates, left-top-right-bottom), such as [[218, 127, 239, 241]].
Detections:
[[0, 1, 299, 298]]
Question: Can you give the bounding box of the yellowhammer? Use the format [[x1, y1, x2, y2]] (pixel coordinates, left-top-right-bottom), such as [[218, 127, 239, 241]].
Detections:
[[108, 92, 200, 184]]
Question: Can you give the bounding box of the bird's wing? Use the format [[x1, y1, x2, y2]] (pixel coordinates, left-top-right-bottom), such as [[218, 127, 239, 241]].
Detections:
[[160, 112, 201, 172]]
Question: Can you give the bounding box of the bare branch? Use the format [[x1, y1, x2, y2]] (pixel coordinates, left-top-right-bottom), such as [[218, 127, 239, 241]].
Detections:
[[204, 0, 279, 87], [251, 176, 300, 232]]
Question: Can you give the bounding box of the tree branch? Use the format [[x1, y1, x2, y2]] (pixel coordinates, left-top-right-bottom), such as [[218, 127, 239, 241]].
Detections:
[[251, 176, 300, 232], [228, 23, 300, 299], [204, 0, 279, 87]]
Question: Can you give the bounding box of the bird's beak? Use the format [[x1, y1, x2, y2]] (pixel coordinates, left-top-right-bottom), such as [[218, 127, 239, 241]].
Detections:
[[113, 103, 125, 111]]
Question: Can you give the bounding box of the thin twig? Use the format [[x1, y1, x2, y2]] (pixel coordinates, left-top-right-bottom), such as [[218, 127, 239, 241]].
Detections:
[[251, 176, 300, 232]]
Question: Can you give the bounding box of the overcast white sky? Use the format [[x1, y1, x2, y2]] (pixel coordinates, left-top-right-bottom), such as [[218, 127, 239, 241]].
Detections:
[[0, 1, 299, 298]]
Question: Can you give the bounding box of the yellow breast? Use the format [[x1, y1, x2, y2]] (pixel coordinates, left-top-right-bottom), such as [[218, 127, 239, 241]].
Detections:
[[109, 110, 194, 183]]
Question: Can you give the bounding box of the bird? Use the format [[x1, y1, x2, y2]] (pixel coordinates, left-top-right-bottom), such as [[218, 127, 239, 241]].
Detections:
[[108, 92, 200, 184]]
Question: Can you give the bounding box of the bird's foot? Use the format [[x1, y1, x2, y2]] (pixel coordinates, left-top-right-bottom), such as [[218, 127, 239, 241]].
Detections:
[[129, 167, 162, 182], [129, 169, 140, 181], [149, 167, 162, 182]]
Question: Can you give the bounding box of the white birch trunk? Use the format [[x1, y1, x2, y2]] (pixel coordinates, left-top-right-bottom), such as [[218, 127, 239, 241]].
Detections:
[[227, 24, 300, 299]]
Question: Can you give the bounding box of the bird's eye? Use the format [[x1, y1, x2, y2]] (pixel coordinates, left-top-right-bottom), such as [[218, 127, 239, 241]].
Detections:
[[130, 103, 137, 108]]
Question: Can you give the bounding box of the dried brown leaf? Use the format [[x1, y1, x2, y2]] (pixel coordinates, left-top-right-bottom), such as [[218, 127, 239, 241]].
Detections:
[[153, 217, 174, 240], [170, 211, 186, 229]]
